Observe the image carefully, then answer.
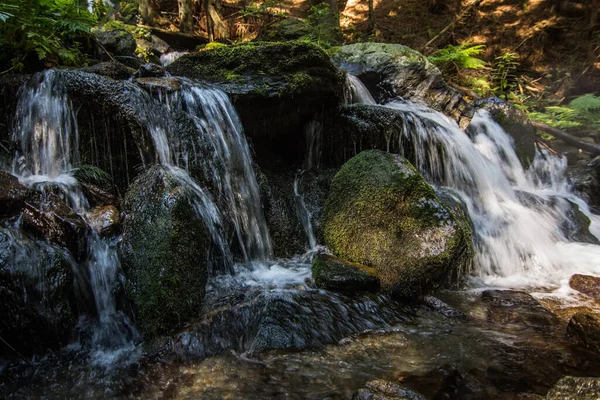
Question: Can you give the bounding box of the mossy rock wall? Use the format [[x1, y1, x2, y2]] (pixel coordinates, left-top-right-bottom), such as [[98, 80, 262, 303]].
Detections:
[[120, 166, 211, 337], [166, 41, 346, 167], [323, 150, 473, 298]]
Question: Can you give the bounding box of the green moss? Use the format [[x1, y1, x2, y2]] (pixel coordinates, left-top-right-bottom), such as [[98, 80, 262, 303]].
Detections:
[[204, 42, 228, 50], [71, 165, 112, 188], [323, 150, 472, 298]]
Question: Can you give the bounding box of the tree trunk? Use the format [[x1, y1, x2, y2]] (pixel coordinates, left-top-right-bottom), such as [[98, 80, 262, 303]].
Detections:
[[208, 1, 229, 39], [139, 0, 158, 25], [368, 0, 374, 32], [179, 0, 195, 33], [205, 0, 214, 41]]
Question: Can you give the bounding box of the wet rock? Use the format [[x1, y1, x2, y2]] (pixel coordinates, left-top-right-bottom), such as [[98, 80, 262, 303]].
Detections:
[[422, 295, 467, 319], [566, 163, 600, 213], [80, 61, 135, 80], [71, 165, 118, 207], [331, 43, 473, 128], [21, 191, 88, 260], [0, 228, 77, 356], [472, 97, 536, 167], [569, 274, 600, 300], [167, 41, 345, 167], [481, 290, 559, 331], [567, 311, 600, 353], [0, 171, 28, 217], [88, 205, 120, 237], [121, 166, 211, 338], [94, 28, 136, 57], [135, 63, 167, 78], [546, 376, 600, 399], [353, 379, 426, 400], [136, 77, 182, 93], [151, 35, 170, 55], [115, 55, 144, 69], [323, 150, 473, 298], [312, 253, 380, 292]]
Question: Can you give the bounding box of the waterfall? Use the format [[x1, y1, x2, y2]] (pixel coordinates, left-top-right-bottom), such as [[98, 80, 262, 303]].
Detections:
[[160, 80, 273, 264], [10, 70, 138, 364], [377, 100, 600, 288], [294, 172, 318, 251], [345, 74, 376, 105]]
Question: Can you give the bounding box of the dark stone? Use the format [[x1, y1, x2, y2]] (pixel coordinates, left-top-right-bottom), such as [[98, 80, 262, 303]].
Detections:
[[472, 96, 537, 168], [167, 42, 345, 167], [312, 253, 380, 292], [566, 162, 600, 213], [0, 228, 77, 356], [71, 165, 119, 207], [0, 74, 29, 162], [135, 77, 182, 93], [259, 18, 312, 41], [331, 43, 473, 128], [94, 28, 136, 57], [80, 61, 135, 80], [570, 274, 600, 300], [115, 55, 145, 69], [0, 171, 28, 218], [120, 166, 211, 338], [323, 150, 473, 298], [482, 290, 560, 332], [135, 63, 167, 78], [151, 35, 170, 55], [546, 376, 600, 399], [353, 380, 426, 400], [567, 311, 600, 353]]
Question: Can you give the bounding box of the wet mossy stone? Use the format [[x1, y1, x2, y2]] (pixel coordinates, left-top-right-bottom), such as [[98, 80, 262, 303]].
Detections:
[[121, 166, 211, 338], [323, 150, 473, 298], [331, 43, 473, 128], [80, 61, 135, 80], [166, 42, 345, 166], [312, 253, 380, 292], [0, 228, 76, 356]]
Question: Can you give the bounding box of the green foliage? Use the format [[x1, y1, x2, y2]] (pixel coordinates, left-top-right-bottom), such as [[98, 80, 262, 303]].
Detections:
[[529, 94, 600, 133], [301, 2, 339, 48], [204, 42, 227, 50], [427, 43, 486, 74], [0, 0, 97, 70], [492, 51, 519, 98]]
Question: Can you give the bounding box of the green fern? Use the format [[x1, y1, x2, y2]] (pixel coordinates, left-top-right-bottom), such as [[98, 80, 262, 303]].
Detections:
[[428, 43, 487, 73], [529, 94, 600, 133]]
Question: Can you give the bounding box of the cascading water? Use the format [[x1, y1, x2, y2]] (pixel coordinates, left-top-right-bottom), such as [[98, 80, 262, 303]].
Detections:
[[378, 100, 600, 289], [345, 74, 376, 105], [159, 79, 273, 264], [9, 70, 138, 364]]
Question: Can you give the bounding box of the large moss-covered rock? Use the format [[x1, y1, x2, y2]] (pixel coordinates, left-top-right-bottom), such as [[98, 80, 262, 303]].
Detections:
[[323, 150, 473, 298], [0, 228, 76, 356], [121, 166, 211, 337], [167, 42, 345, 166], [472, 97, 536, 167], [331, 43, 472, 128]]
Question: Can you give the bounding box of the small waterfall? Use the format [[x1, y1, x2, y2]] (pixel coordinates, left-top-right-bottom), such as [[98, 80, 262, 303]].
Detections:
[[304, 120, 323, 171], [378, 100, 600, 288], [161, 80, 273, 264], [294, 172, 317, 251], [10, 70, 138, 363], [160, 51, 188, 67], [345, 74, 376, 105]]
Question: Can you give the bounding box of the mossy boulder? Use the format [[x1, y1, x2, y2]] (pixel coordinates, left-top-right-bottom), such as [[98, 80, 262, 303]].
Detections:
[[167, 41, 345, 166], [312, 253, 380, 292], [0, 228, 77, 356], [120, 166, 211, 338], [331, 43, 472, 128], [323, 150, 473, 298], [472, 97, 536, 168]]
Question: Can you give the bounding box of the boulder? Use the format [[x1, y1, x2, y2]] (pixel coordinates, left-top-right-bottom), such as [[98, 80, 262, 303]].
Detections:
[[0, 228, 77, 356], [323, 150, 473, 298], [135, 63, 167, 78], [0, 171, 28, 218], [71, 165, 118, 207], [569, 274, 600, 300], [354, 380, 426, 400], [331, 43, 473, 128], [312, 253, 380, 292], [94, 28, 137, 57], [120, 166, 211, 337], [546, 376, 600, 399], [473, 97, 537, 167], [481, 290, 560, 331], [166, 41, 345, 166], [566, 163, 600, 213], [567, 311, 600, 353], [80, 61, 135, 80]]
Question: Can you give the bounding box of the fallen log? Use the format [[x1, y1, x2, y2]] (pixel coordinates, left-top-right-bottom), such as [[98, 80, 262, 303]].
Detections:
[[530, 121, 600, 156]]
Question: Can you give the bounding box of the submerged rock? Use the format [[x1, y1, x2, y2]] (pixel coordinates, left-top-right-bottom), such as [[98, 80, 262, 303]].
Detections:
[[331, 43, 472, 128], [323, 150, 473, 298], [567, 311, 600, 353], [354, 379, 426, 400], [312, 253, 380, 292], [167, 41, 345, 166], [0, 171, 28, 217], [481, 290, 559, 331], [569, 274, 600, 300], [546, 376, 600, 399], [121, 166, 211, 338], [472, 97, 536, 167], [0, 228, 77, 356]]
